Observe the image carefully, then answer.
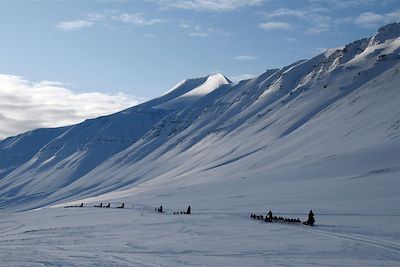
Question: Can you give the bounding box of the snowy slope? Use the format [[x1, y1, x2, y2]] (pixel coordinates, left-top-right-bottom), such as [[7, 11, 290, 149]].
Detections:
[[154, 73, 231, 110], [0, 73, 229, 210], [0, 126, 70, 179], [43, 23, 400, 214], [0, 23, 399, 214]]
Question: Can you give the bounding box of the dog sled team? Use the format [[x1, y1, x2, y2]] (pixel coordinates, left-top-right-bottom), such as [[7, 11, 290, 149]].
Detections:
[[155, 205, 192, 215], [64, 202, 124, 209], [94, 203, 124, 209], [64, 203, 84, 208], [64, 202, 315, 226], [173, 205, 191, 215], [251, 210, 315, 226]]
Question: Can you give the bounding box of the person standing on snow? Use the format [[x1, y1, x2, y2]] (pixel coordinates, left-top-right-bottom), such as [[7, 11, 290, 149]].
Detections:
[[305, 210, 315, 226], [267, 210, 273, 222]]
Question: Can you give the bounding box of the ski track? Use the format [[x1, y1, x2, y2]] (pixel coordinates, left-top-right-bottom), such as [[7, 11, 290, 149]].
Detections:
[[244, 211, 400, 256], [306, 228, 400, 254], [199, 209, 400, 257], [0, 220, 25, 236]]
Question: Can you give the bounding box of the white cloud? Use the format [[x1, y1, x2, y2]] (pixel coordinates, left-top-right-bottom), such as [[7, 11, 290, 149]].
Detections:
[[387, 10, 400, 20], [234, 55, 258, 60], [258, 21, 292, 30], [87, 13, 107, 21], [267, 8, 331, 23], [179, 23, 191, 28], [56, 20, 94, 31], [268, 8, 308, 19], [56, 12, 165, 32], [161, 0, 264, 12], [186, 25, 228, 37], [0, 74, 145, 139], [112, 13, 166, 25], [355, 12, 384, 25], [355, 10, 400, 27], [265, 8, 331, 34], [308, 23, 330, 34], [309, 0, 375, 9], [189, 32, 209, 37]]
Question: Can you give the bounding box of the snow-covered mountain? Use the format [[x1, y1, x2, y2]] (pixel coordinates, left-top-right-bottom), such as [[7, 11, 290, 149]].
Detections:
[[0, 73, 231, 209], [0, 23, 399, 213]]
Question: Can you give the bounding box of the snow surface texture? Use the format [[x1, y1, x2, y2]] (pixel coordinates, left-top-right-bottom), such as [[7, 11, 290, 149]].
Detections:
[[0, 205, 399, 266], [0, 23, 399, 266]]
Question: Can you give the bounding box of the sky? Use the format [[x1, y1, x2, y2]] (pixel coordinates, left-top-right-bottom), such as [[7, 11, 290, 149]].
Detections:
[[0, 0, 399, 139]]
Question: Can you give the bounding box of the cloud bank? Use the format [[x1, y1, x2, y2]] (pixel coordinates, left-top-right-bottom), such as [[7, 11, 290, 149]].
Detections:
[[112, 13, 166, 26], [56, 20, 94, 31], [234, 55, 258, 61], [162, 0, 264, 12], [0, 74, 145, 139], [258, 21, 292, 30], [56, 12, 166, 32], [354, 10, 400, 28]]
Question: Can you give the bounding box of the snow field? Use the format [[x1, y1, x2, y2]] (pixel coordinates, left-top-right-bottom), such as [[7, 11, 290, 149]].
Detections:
[[0, 204, 399, 267]]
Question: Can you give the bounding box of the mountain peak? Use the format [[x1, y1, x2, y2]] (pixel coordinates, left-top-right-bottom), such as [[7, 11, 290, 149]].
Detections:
[[152, 73, 231, 110], [370, 22, 400, 45], [208, 72, 232, 84], [183, 72, 230, 97]]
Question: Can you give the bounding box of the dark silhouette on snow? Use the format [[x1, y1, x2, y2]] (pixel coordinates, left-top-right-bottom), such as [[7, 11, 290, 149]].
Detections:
[[173, 205, 192, 215], [94, 203, 103, 208], [267, 210, 273, 222], [64, 203, 83, 208], [303, 210, 315, 226], [157, 205, 163, 213], [250, 210, 302, 225], [117, 203, 124, 209], [105, 203, 110, 208]]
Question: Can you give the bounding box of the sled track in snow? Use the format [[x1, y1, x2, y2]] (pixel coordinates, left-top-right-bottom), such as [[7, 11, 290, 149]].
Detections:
[[232, 211, 400, 255], [246, 212, 400, 255], [54, 204, 400, 255], [0, 220, 25, 236], [303, 227, 400, 254], [152, 207, 400, 255]]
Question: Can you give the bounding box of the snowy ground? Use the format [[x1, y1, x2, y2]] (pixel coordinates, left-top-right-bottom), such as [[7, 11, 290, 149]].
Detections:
[[0, 203, 399, 267]]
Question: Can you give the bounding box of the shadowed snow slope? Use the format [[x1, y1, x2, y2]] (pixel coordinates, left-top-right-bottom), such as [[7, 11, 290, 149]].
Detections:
[[0, 23, 399, 213], [0, 73, 229, 210]]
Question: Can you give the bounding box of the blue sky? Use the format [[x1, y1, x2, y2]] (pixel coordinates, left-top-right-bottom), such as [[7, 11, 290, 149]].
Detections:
[[0, 0, 399, 138]]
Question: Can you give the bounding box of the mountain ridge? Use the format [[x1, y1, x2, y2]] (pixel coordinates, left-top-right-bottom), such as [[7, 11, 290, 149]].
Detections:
[[0, 22, 399, 211]]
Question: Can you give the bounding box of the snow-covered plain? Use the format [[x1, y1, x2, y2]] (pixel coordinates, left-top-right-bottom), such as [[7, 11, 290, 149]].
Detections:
[[0, 23, 399, 266], [0, 204, 399, 267]]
